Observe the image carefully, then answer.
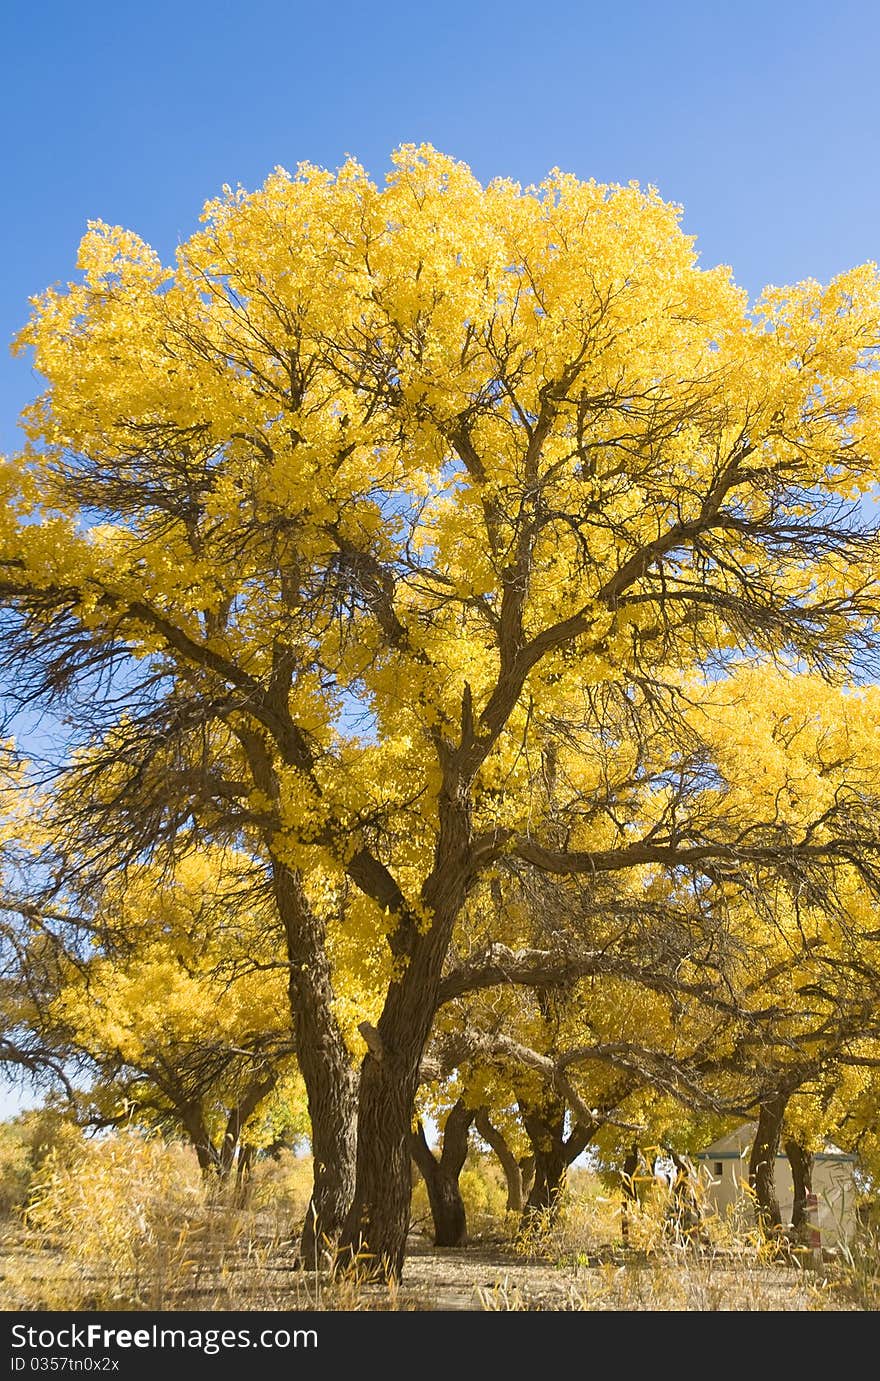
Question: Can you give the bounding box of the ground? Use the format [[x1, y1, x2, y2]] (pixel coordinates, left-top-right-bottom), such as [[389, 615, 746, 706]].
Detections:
[[368, 1235, 862, 1311], [1, 1224, 868, 1312]]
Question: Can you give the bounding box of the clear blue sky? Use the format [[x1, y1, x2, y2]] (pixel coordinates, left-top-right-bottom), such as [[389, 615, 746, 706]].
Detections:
[[1, 0, 878, 1111]]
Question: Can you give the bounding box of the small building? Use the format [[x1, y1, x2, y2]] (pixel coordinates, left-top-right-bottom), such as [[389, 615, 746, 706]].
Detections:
[[694, 1123, 859, 1246]]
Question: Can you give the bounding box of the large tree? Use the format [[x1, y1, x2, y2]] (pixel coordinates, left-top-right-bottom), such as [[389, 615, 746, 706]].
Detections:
[[2, 146, 880, 1275]]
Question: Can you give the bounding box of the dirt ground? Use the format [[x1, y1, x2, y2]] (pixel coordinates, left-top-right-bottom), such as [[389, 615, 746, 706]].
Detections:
[[361, 1236, 858, 1311], [0, 1225, 868, 1312]]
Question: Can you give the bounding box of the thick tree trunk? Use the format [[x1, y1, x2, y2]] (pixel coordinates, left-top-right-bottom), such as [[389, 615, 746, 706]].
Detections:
[[411, 1126, 467, 1246], [520, 1096, 568, 1220], [409, 1098, 474, 1246], [240, 706, 360, 1262], [178, 1102, 220, 1178], [475, 1109, 528, 1213], [272, 862, 358, 1262], [339, 830, 473, 1277], [519, 1101, 593, 1222], [519, 1154, 536, 1205], [749, 1091, 788, 1235], [785, 1138, 814, 1231], [338, 958, 447, 1274], [338, 743, 497, 1277], [340, 1043, 421, 1277], [193, 1142, 218, 1176]]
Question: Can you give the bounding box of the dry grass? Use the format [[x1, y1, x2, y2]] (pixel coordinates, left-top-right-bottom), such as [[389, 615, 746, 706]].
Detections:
[[0, 1129, 876, 1312], [0, 1132, 379, 1311]]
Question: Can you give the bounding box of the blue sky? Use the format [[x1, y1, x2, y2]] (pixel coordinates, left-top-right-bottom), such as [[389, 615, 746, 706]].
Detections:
[[2, 0, 879, 1112]]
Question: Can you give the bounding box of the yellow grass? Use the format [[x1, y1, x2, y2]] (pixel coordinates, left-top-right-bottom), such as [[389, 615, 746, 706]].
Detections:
[[0, 1129, 875, 1311]]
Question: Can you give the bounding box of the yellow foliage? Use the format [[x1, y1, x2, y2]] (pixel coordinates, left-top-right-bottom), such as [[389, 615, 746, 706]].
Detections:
[[4, 146, 880, 1230]]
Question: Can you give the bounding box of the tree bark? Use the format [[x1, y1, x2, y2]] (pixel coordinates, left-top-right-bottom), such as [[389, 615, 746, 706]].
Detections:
[[749, 1090, 788, 1235], [218, 1072, 277, 1179], [784, 1138, 814, 1231], [520, 1096, 569, 1219], [178, 1102, 220, 1177], [474, 1109, 528, 1213], [564, 1120, 594, 1166], [272, 862, 358, 1262], [409, 1098, 474, 1246], [339, 816, 474, 1277], [519, 1154, 536, 1204], [339, 1042, 421, 1277], [238, 712, 360, 1261]]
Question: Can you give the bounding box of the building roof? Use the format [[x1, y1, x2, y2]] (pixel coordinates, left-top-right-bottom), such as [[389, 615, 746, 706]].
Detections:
[[695, 1122, 857, 1163]]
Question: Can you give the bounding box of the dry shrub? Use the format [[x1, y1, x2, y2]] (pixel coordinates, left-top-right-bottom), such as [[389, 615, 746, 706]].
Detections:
[[505, 1166, 843, 1311], [0, 1123, 32, 1217], [2, 1135, 402, 1312], [0, 1110, 83, 1217], [248, 1148, 314, 1228], [529, 1165, 770, 1262], [22, 1129, 212, 1308], [2, 1128, 871, 1312], [829, 1225, 880, 1310]]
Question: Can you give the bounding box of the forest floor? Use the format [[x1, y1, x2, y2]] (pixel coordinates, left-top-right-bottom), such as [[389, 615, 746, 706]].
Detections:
[[363, 1234, 864, 1311], [1, 1224, 871, 1312]]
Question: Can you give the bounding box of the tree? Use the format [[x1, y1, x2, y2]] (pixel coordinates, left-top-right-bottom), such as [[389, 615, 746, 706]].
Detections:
[[3, 146, 880, 1275], [473, 1108, 535, 1214], [44, 854, 303, 1179], [409, 1096, 475, 1247], [1, 842, 309, 1176]]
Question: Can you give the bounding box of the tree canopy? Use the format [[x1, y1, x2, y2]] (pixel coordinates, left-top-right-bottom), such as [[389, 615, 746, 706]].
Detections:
[[2, 145, 880, 1274]]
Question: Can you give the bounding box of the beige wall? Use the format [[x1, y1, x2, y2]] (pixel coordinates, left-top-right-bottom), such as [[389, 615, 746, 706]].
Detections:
[[696, 1156, 857, 1245]]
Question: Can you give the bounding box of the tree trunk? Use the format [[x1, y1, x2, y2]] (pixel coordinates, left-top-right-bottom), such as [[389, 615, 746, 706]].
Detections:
[[519, 1154, 536, 1204], [338, 957, 446, 1275], [339, 1042, 421, 1277], [338, 755, 488, 1277], [520, 1096, 568, 1220], [785, 1138, 814, 1231], [272, 862, 358, 1262], [749, 1090, 788, 1236], [240, 703, 361, 1263], [475, 1109, 527, 1213], [339, 832, 474, 1277], [218, 1072, 277, 1180], [409, 1098, 474, 1246], [178, 1102, 220, 1178], [564, 1120, 594, 1166]]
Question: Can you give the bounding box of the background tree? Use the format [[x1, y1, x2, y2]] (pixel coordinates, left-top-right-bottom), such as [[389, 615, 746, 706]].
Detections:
[[46, 855, 303, 1179], [408, 1096, 475, 1247], [2, 844, 309, 1175]]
